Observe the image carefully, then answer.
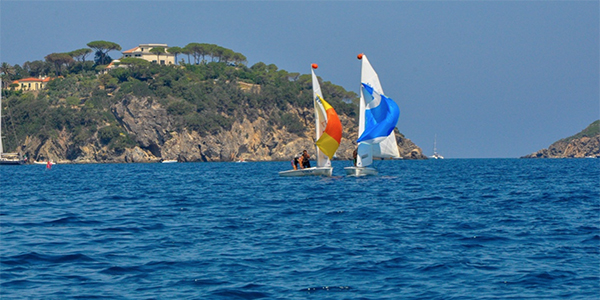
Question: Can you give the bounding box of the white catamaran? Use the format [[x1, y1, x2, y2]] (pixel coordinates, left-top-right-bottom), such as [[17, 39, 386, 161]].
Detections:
[[0, 79, 26, 165], [345, 54, 401, 176], [279, 64, 342, 177]]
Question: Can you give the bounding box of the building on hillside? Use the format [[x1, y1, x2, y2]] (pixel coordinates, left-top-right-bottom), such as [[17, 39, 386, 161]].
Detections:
[[10, 77, 54, 91], [122, 43, 175, 65], [103, 59, 122, 73]]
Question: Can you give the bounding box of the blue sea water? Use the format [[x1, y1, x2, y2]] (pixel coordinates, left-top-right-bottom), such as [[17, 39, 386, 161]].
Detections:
[[1, 159, 598, 299]]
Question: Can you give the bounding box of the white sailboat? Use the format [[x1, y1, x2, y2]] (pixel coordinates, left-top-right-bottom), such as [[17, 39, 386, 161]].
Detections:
[[345, 54, 400, 176], [0, 79, 26, 165], [430, 134, 444, 159], [279, 64, 342, 177]]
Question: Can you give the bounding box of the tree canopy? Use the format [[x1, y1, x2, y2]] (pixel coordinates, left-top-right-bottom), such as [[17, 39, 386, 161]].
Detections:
[[45, 53, 74, 76], [87, 40, 121, 65], [181, 43, 246, 65], [69, 48, 93, 62], [167, 46, 183, 64]]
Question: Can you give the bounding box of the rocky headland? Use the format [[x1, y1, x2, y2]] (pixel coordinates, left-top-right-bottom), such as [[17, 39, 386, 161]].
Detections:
[[22, 95, 426, 164], [2, 48, 427, 164], [521, 120, 599, 158]]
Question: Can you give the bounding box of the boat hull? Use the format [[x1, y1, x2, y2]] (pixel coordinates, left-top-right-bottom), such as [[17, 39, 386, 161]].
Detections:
[[279, 167, 333, 177], [344, 166, 378, 176], [0, 159, 25, 165]]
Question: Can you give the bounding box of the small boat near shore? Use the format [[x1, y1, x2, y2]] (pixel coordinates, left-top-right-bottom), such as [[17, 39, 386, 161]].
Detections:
[[33, 161, 56, 165], [0, 154, 25, 165]]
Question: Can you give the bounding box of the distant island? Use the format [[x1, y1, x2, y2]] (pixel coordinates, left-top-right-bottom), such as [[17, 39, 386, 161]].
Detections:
[[1, 40, 426, 164], [522, 120, 600, 158]]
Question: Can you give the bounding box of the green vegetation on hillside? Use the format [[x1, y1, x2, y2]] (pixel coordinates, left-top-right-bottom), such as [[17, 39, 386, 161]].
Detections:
[[0, 41, 358, 154], [560, 120, 600, 143]]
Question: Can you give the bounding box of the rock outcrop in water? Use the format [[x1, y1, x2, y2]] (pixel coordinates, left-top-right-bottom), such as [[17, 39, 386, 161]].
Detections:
[[521, 120, 600, 158], [23, 95, 426, 163]]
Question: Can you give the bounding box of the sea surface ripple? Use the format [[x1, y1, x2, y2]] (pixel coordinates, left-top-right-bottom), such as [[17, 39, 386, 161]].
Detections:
[[1, 159, 599, 299]]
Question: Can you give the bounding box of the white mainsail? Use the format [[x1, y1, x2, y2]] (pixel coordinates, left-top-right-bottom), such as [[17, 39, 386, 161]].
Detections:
[[355, 54, 400, 168], [312, 68, 330, 168]]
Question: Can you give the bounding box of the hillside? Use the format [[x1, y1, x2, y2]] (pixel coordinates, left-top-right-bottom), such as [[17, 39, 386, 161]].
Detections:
[[1, 54, 426, 163], [522, 120, 600, 158]]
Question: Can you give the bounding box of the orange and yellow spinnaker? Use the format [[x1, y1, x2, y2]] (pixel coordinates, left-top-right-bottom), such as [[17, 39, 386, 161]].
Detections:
[[315, 95, 342, 160]]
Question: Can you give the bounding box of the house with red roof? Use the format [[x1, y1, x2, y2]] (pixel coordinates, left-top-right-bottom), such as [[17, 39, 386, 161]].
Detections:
[[11, 77, 54, 91]]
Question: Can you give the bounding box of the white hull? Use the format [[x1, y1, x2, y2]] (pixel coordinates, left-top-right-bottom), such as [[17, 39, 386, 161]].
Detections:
[[344, 166, 378, 176], [34, 161, 56, 165], [279, 167, 333, 177], [0, 158, 25, 165], [161, 160, 177, 163]]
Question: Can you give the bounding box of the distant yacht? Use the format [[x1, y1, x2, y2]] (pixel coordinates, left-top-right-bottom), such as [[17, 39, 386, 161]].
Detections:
[[430, 134, 444, 159]]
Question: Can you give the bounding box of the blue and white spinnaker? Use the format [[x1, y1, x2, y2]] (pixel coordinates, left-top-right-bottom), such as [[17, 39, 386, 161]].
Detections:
[[346, 54, 401, 175], [357, 83, 400, 144]]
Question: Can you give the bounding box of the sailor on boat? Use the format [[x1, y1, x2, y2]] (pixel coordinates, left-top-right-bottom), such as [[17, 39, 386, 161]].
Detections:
[[291, 150, 311, 170]]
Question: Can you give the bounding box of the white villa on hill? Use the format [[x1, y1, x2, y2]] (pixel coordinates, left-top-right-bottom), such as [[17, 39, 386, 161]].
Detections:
[[122, 43, 175, 65]]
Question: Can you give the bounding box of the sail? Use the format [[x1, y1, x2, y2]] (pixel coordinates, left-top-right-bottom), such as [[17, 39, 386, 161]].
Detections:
[[356, 54, 400, 167], [315, 95, 342, 160], [357, 83, 399, 143], [312, 68, 342, 166]]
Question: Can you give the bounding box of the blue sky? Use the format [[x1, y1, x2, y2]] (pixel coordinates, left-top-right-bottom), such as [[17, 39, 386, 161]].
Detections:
[[1, 1, 598, 158]]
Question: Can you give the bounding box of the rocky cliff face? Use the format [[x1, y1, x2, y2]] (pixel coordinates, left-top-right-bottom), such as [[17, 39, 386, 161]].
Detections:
[[522, 121, 600, 158], [522, 136, 600, 158], [22, 95, 426, 163]]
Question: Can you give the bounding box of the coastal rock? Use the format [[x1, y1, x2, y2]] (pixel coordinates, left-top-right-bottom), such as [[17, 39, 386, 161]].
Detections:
[[21, 129, 71, 163], [522, 120, 600, 158], [20, 95, 427, 163], [396, 132, 428, 160], [113, 95, 174, 156]]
